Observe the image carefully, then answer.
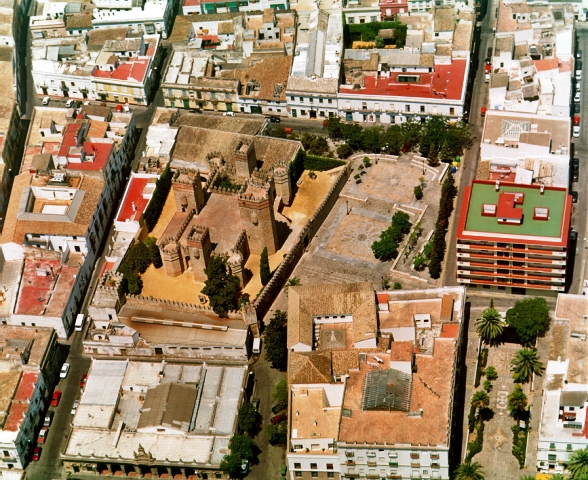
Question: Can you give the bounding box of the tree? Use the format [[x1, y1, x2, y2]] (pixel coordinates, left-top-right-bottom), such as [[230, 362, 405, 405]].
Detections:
[[439, 139, 453, 163], [507, 385, 528, 421], [485, 366, 498, 381], [265, 422, 287, 446], [237, 402, 259, 435], [143, 163, 173, 231], [202, 256, 241, 317], [374, 35, 384, 48], [453, 461, 485, 480], [510, 348, 544, 383], [428, 143, 440, 166], [471, 390, 490, 414], [475, 306, 504, 345], [219, 454, 244, 478], [414, 185, 423, 200], [323, 117, 344, 140], [283, 277, 301, 292], [272, 378, 288, 410], [260, 247, 271, 286], [393, 282, 402, 290], [144, 237, 162, 269], [264, 310, 288, 371], [568, 449, 588, 479], [505, 297, 551, 346], [228, 434, 260, 461], [336, 143, 353, 159], [269, 126, 288, 139]]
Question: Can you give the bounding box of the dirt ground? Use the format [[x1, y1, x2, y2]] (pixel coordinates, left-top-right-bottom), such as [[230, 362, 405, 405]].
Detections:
[[149, 190, 177, 239], [140, 264, 207, 305], [242, 250, 289, 299], [282, 170, 336, 225]]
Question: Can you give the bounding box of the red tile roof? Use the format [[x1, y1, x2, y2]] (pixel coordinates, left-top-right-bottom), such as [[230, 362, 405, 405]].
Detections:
[[440, 323, 459, 338], [5, 403, 28, 432], [340, 59, 467, 100], [92, 58, 149, 83], [13, 373, 38, 402], [117, 177, 151, 222]]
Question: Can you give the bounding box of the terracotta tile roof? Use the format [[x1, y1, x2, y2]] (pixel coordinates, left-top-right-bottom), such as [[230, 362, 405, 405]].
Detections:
[[331, 350, 359, 375], [390, 341, 414, 362], [287, 283, 376, 350], [237, 56, 292, 102], [289, 351, 332, 384]]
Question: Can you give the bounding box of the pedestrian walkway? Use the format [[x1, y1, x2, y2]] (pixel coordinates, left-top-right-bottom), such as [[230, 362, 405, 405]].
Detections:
[[471, 344, 526, 479]]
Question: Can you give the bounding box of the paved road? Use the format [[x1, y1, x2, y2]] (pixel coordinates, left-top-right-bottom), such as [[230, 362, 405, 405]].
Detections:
[[569, 24, 588, 295], [442, 0, 497, 287]]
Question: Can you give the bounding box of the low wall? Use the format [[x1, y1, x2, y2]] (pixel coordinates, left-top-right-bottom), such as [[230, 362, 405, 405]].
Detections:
[[254, 165, 350, 318]]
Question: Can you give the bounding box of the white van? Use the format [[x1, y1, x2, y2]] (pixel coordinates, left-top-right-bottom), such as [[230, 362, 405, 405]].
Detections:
[[75, 314, 85, 332], [252, 337, 261, 354]]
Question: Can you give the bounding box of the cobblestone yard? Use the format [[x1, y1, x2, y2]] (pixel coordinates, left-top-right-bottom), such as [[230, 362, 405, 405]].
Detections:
[[291, 154, 446, 289]]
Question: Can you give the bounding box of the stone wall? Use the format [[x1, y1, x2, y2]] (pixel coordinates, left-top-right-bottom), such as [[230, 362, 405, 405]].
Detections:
[[253, 164, 350, 318]]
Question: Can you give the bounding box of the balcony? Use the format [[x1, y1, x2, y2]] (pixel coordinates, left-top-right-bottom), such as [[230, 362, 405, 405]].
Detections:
[[1, 457, 16, 463], [367, 475, 379, 479], [431, 463, 440, 468], [388, 476, 402, 479], [411, 463, 421, 468], [347, 461, 355, 466], [367, 460, 377, 466], [389, 462, 399, 467], [410, 454, 420, 459]]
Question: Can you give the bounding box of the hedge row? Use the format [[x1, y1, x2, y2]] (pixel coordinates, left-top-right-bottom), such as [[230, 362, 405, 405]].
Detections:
[[304, 155, 346, 172], [143, 163, 172, 231]]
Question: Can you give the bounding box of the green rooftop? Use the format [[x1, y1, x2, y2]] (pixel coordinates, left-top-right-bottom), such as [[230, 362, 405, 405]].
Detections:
[[464, 182, 566, 238]]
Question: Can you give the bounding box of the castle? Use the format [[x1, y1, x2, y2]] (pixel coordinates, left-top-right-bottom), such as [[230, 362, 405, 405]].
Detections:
[[156, 135, 295, 286]]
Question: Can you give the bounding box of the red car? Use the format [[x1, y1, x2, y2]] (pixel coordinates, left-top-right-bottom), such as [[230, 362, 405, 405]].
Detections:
[[80, 374, 88, 389], [37, 427, 48, 444], [51, 390, 62, 407], [32, 447, 41, 461], [574, 115, 581, 126], [270, 414, 287, 425]]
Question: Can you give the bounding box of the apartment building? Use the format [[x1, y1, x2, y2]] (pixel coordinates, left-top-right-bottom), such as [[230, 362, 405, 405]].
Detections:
[[337, 7, 472, 123], [182, 0, 290, 15], [536, 294, 588, 475], [0, 106, 136, 336], [285, 10, 342, 119], [477, 110, 571, 188], [456, 180, 572, 294], [286, 284, 466, 480], [487, 1, 574, 116], [0, 325, 60, 480], [32, 29, 161, 105], [161, 10, 296, 115], [61, 359, 248, 478]]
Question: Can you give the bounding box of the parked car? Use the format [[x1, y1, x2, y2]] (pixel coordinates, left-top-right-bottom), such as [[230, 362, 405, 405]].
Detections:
[[269, 116, 281, 123], [51, 390, 62, 407], [223, 111, 235, 116], [270, 414, 287, 425], [32, 447, 41, 462], [240, 459, 249, 474], [80, 373, 88, 389], [574, 91, 581, 103], [572, 191, 579, 203], [42, 96, 50, 106], [571, 230, 578, 241], [71, 399, 79, 415], [577, 81, 582, 91], [578, 50, 583, 59], [575, 103, 581, 114], [37, 427, 49, 444], [574, 126, 581, 138], [574, 116, 581, 126], [43, 411, 54, 427], [251, 398, 260, 412], [60, 363, 70, 378], [65, 99, 74, 108]]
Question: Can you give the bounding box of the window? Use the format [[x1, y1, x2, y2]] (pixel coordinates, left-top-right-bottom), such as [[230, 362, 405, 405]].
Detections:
[[301, 110, 307, 115], [398, 75, 419, 83], [291, 96, 295, 101], [311, 473, 318, 478], [319, 98, 323, 103], [450, 107, 455, 115], [295, 473, 302, 478], [371, 16, 377, 21], [327, 473, 334, 478], [311, 463, 317, 469], [548, 454, 557, 461], [348, 17, 355, 23], [293, 445, 303, 450], [294, 463, 301, 469], [405, 105, 410, 112], [299, 97, 304, 101], [420, 105, 425, 113], [327, 464, 333, 470], [328, 99, 333, 104], [550, 443, 556, 450], [567, 444, 573, 451]]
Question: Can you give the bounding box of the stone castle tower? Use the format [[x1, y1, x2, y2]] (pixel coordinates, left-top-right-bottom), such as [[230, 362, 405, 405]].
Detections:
[[172, 169, 205, 213], [273, 163, 291, 206], [238, 176, 278, 255], [233, 140, 257, 183], [185, 225, 212, 282]]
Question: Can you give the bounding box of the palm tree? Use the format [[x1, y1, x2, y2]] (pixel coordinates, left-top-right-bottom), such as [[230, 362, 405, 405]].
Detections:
[[454, 461, 485, 480], [511, 347, 544, 383], [569, 449, 588, 479], [471, 390, 490, 415], [507, 385, 528, 421], [475, 304, 505, 345], [283, 277, 301, 292]]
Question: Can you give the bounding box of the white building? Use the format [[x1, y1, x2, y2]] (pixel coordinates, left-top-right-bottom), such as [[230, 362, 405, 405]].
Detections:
[[537, 294, 588, 475], [286, 10, 342, 119], [286, 284, 466, 480]]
